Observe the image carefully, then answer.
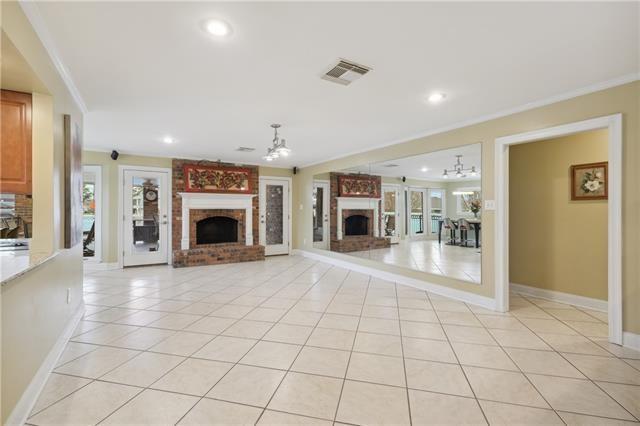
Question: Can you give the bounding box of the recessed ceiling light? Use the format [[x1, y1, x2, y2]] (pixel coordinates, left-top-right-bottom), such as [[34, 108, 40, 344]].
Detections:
[[162, 136, 175, 144], [204, 19, 231, 37], [421, 167, 428, 172], [427, 92, 447, 103]]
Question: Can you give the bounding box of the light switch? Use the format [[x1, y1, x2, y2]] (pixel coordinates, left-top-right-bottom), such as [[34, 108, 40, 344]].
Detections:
[[299, 204, 304, 211], [484, 200, 496, 210]]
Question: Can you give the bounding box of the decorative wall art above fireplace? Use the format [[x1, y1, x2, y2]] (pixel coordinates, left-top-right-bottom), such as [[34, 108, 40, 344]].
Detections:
[[338, 175, 381, 198], [183, 164, 252, 194]]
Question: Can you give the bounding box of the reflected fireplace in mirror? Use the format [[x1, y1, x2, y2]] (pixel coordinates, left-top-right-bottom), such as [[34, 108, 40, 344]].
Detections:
[[196, 216, 238, 244], [345, 214, 369, 236]]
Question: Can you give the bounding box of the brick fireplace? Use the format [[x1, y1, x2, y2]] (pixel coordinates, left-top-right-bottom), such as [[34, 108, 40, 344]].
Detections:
[[172, 160, 265, 267], [329, 172, 391, 253]]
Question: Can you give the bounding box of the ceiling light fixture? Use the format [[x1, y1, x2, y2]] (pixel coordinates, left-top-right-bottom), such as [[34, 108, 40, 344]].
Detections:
[[263, 124, 292, 162], [204, 19, 231, 37], [162, 136, 175, 144], [428, 92, 447, 103], [421, 167, 428, 172], [441, 155, 480, 179]]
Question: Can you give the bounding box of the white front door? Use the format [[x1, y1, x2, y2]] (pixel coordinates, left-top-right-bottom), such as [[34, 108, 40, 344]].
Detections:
[[313, 181, 330, 249], [382, 185, 401, 244], [123, 169, 170, 266], [259, 178, 290, 256]]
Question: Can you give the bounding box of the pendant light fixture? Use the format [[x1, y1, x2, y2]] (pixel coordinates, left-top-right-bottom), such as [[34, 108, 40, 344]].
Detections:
[[263, 124, 291, 161], [441, 155, 480, 179]]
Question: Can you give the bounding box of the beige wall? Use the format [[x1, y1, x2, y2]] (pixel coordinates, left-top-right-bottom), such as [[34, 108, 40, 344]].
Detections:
[[509, 130, 608, 300], [1, 2, 85, 422], [292, 81, 639, 334], [82, 150, 292, 263]]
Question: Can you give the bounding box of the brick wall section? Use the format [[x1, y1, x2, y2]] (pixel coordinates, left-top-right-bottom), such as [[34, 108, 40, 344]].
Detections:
[[171, 159, 263, 267], [173, 244, 264, 268], [330, 236, 390, 253], [189, 208, 245, 248], [329, 172, 389, 253]]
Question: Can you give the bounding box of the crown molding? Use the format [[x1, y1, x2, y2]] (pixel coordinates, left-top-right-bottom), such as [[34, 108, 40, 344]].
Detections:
[[19, 1, 88, 114], [300, 72, 640, 168]]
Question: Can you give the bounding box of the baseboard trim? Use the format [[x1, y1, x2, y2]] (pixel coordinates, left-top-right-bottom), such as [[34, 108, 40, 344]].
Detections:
[[5, 303, 85, 426], [623, 332, 640, 352], [510, 283, 607, 312], [295, 249, 495, 310]]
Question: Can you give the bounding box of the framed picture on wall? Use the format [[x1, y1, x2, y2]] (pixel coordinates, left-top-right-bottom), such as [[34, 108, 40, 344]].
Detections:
[[570, 161, 608, 201]]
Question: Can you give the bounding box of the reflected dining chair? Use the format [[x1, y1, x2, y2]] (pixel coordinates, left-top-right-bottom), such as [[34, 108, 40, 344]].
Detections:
[[443, 217, 457, 245], [457, 218, 473, 247]]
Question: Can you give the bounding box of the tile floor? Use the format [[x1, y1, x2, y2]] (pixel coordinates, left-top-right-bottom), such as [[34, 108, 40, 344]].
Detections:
[[28, 255, 639, 425], [347, 239, 481, 283]]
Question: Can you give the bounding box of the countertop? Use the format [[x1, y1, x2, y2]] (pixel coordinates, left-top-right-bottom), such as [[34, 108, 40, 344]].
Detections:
[[1, 249, 60, 286]]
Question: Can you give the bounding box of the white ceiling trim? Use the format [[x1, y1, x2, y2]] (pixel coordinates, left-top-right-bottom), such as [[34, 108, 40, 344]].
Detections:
[[19, 0, 88, 114], [300, 72, 639, 168]]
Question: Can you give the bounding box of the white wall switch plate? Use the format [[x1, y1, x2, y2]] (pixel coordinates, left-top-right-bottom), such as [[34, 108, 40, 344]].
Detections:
[[484, 200, 496, 210]]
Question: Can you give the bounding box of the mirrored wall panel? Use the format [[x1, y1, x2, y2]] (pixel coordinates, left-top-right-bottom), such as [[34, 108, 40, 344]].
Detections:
[[313, 143, 482, 283]]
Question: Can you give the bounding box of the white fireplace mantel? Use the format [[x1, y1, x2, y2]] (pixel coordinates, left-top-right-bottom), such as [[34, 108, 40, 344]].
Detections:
[[336, 196, 381, 240], [178, 192, 255, 249]]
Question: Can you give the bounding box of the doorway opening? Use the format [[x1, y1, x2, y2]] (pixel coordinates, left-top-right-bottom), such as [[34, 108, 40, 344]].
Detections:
[[82, 165, 102, 262], [495, 114, 622, 344]]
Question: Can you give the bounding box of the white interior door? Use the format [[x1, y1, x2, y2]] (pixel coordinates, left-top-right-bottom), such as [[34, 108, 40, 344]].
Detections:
[[313, 181, 330, 249], [259, 178, 290, 256], [123, 169, 169, 266], [382, 185, 401, 244]]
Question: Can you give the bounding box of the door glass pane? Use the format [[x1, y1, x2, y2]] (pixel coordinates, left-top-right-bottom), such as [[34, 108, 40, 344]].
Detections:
[[429, 189, 444, 234], [411, 190, 424, 234], [383, 190, 396, 237], [82, 177, 96, 256], [313, 186, 324, 242], [131, 176, 159, 253], [266, 184, 283, 245]]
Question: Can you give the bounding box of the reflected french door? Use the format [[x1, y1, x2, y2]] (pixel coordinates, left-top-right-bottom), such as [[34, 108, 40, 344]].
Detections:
[[382, 185, 401, 244], [313, 181, 330, 249], [122, 169, 169, 266], [259, 178, 290, 256], [409, 188, 427, 238]]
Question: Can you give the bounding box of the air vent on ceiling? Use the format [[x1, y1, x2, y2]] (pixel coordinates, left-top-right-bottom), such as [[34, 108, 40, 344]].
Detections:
[[321, 59, 372, 86], [235, 146, 255, 152], [382, 164, 399, 168]]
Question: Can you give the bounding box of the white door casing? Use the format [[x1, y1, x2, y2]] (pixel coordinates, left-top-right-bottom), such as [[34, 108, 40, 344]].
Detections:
[[120, 168, 170, 267], [494, 114, 622, 345]]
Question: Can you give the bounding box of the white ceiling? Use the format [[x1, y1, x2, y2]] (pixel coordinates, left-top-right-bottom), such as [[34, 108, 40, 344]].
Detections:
[[32, 2, 639, 167], [343, 143, 481, 182]]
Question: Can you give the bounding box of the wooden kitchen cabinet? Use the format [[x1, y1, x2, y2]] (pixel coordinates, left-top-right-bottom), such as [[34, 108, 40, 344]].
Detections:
[[0, 89, 32, 194], [0, 90, 31, 194]]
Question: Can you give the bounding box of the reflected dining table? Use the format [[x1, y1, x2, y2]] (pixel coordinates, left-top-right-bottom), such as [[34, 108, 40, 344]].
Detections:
[[438, 218, 481, 248]]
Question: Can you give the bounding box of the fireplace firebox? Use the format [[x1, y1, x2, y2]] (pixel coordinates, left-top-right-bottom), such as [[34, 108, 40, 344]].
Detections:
[[345, 214, 369, 236], [196, 216, 238, 244]]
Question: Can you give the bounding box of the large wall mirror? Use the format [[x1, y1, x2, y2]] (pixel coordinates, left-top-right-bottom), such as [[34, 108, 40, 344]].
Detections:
[[312, 143, 482, 284]]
